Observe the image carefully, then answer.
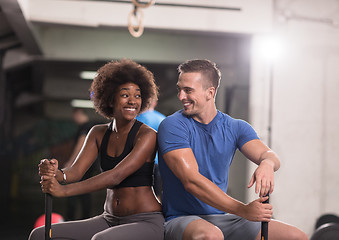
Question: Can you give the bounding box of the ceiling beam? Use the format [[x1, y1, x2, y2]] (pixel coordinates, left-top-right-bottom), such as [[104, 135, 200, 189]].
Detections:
[[0, 0, 42, 55]]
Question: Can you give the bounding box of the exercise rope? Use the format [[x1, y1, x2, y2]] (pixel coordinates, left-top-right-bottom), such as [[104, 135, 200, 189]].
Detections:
[[128, 0, 155, 38]]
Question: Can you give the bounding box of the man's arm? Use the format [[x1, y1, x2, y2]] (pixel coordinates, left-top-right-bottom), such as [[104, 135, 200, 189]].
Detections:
[[240, 139, 280, 197], [163, 148, 272, 222]]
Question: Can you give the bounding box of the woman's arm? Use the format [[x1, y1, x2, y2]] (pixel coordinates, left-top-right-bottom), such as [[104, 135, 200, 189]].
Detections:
[[60, 125, 103, 183], [39, 125, 103, 184], [41, 125, 157, 197]]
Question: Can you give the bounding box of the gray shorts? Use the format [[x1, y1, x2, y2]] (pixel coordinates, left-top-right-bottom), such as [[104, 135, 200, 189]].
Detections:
[[29, 212, 164, 240], [164, 214, 260, 240]]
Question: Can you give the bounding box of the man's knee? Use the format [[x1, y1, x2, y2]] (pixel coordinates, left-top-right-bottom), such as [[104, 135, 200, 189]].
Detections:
[[184, 225, 223, 240], [259, 220, 309, 240], [194, 228, 223, 240], [289, 229, 309, 240]]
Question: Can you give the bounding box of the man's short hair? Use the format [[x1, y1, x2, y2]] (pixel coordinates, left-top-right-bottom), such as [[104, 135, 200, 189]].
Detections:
[[178, 59, 221, 91]]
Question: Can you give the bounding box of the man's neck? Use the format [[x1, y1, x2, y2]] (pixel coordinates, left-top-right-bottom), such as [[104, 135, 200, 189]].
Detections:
[[192, 106, 217, 125]]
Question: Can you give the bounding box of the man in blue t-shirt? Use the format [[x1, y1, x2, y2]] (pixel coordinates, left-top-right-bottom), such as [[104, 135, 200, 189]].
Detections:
[[158, 59, 308, 240]]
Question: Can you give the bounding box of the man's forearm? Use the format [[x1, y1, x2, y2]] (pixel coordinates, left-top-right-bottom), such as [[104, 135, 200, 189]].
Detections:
[[183, 173, 246, 216], [260, 150, 280, 171]]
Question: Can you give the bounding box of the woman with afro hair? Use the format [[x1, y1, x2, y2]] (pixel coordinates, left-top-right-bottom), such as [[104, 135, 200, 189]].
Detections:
[[29, 59, 164, 240]]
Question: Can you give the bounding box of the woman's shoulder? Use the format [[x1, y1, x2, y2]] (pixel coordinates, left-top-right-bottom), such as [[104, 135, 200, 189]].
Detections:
[[133, 122, 157, 148], [87, 122, 110, 137], [138, 122, 157, 136]]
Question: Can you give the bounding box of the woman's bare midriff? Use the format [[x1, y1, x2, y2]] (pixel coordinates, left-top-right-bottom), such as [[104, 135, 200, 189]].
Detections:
[[104, 186, 162, 217]]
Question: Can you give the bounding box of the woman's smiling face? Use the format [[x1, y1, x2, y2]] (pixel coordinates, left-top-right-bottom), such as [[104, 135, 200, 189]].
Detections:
[[113, 82, 142, 120]]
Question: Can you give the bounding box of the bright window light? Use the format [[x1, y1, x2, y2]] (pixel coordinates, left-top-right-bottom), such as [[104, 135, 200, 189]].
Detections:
[[79, 71, 97, 80], [71, 99, 94, 108], [257, 35, 284, 61]]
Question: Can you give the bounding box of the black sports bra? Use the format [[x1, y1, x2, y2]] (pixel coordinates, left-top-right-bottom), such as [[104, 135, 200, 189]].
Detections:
[[100, 120, 154, 189]]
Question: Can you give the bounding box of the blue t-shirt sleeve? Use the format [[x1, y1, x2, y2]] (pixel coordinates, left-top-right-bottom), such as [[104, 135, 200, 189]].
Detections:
[[158, 115, 190, 155], [236, 119, 259, 149]]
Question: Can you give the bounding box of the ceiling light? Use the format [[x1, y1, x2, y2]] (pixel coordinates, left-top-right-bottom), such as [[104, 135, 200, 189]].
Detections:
[[79, 71, 97, 80], [71, 99, 94, 108]]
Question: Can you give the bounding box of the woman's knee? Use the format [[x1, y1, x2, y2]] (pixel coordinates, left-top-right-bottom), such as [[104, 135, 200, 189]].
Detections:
[[28, 227, 44, 240], [91, 232, 104, 240]]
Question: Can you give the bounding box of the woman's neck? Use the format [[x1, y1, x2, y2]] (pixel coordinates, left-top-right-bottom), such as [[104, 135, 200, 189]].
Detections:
[[113, 117, 136, 133]]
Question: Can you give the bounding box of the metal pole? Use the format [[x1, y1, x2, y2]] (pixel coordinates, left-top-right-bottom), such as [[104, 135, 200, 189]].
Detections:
[[45, 193, 53, 240], [261, 193, 269, 240]]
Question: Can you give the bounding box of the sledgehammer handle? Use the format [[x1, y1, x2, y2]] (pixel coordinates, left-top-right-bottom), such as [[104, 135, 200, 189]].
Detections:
[[45, 193, 52, 240], [261, 193, 269, 240]]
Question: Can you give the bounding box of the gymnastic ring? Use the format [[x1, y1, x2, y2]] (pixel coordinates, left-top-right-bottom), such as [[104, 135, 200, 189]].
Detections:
[[128, 8, 144, 38], [132, 0, 155, 8]]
